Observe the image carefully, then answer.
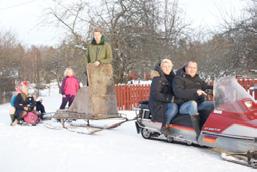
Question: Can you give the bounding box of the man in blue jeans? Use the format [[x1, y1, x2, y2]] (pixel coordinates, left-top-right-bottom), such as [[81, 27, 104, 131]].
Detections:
[[173, 61, 214, 139], [149, 58, 178, 136]]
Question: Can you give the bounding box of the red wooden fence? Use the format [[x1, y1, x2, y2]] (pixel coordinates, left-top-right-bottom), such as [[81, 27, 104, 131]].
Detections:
[[115, 78, 257, 110], [237, 78, 257, 100], [115, 84, 150, 110]]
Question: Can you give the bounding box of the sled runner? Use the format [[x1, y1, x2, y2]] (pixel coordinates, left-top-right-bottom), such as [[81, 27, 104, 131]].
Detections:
[[135, 76, 257, 168]]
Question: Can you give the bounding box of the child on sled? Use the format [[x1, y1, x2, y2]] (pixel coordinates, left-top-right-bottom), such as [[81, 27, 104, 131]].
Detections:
[[10, 81, 40, 126]]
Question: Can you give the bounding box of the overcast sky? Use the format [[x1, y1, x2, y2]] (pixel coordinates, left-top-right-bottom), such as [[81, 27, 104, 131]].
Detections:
[[0, 0, 249, 46]]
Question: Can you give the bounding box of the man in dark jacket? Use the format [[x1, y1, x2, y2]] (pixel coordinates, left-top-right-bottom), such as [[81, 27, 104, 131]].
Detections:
[[173, 61, 214, 138], [149, 58, 178, 136]]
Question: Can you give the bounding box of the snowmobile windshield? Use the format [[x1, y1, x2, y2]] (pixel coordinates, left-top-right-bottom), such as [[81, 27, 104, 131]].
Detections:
[[213, 76, 255, 113]]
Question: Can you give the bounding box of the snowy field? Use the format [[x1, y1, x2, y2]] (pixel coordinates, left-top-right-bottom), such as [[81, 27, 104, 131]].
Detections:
[[0, 84, 255, 172]]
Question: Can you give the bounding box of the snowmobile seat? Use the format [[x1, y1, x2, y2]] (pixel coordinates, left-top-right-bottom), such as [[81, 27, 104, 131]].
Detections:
[[170, 114, 193, 127], [171, 109, 211, 128]]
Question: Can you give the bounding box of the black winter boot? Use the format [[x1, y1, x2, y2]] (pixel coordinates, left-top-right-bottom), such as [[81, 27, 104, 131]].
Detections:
[[160, 125, 171, 137], [190, 114, 201, 140]]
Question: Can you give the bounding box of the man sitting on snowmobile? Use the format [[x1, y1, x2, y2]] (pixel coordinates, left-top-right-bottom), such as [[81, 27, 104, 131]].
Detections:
[[173, 61, 214, 139], [149, 58, 178, 136]]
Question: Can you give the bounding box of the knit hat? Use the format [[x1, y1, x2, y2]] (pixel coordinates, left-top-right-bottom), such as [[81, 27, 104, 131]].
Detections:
[[16, 81, 29, 93]]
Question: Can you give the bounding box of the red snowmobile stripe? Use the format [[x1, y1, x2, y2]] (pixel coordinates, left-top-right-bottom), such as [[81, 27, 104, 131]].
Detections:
[[169, 124, 194, 131], [203, 136, 217, 143]]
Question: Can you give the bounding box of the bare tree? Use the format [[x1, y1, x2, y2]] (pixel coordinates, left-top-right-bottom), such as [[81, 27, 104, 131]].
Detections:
[[0, 31, 23, 78], [93, 0, 188, 82], [46, 0, 189, 83]]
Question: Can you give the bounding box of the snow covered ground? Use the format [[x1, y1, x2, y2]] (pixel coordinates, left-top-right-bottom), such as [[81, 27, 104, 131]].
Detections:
[[0, 84, 255, 172]]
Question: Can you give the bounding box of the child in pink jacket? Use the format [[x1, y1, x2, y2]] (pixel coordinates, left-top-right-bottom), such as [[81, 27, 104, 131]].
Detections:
[[59, 67, 80, 109]]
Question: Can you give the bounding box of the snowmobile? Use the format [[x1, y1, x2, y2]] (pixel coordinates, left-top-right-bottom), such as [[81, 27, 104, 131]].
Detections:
[[135, 76, 257, 168]]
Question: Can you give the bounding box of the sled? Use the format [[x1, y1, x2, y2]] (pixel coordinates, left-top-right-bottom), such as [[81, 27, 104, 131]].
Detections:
[[135, 76, 257, 168], [49, 64, 128, 133], [54, 63, 118, 119]]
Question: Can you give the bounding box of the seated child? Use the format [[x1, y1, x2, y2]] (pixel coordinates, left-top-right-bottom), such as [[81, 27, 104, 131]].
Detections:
[[35, 97, 46, 119], [11, 81, 39, 126]]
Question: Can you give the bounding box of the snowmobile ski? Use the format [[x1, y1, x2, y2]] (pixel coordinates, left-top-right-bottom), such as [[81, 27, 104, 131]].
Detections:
[[221, 151, 257, 168]]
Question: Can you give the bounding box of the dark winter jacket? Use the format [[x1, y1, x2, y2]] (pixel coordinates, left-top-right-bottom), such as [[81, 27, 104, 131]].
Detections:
[[173, 74, 213, 106], [175, 65, 186, 76], [86, 36, 112, 64], [149, 65, 176, 122], [36, 101, 45, 114], [14, 93, 28, 119], [14, 93, 27, 111]]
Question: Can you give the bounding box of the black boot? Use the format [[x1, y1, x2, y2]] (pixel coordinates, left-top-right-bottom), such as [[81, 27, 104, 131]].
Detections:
[[190, 114, 200, 139], [160, 125, 170, 137]]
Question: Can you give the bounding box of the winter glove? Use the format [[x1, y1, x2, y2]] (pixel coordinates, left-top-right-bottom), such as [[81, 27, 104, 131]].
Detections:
[[94, 61, 100, 66]]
